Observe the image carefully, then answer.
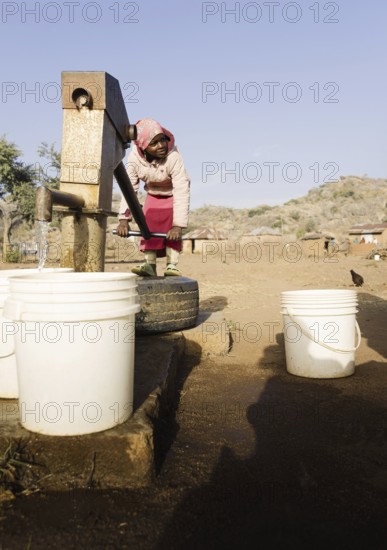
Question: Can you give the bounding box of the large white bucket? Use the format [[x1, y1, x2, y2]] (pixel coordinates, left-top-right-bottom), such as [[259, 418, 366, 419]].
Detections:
[[0, 268, 73, 398], [281, 289, 361, 379], [3, 272, 140, 435]]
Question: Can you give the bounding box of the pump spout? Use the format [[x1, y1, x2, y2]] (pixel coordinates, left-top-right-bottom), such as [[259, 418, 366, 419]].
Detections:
[[35, 186, 85, 222]]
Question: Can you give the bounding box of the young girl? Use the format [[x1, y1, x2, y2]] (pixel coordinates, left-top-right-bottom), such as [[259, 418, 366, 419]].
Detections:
[[116, 118, 190, 277]]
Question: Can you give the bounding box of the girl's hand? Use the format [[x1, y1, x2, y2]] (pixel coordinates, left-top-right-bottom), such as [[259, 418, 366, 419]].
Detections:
[[167, 226, 182, 241], [116, 219, 130, 237]]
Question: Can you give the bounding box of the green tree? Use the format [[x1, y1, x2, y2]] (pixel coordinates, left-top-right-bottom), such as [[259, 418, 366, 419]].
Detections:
[[37, 142, 60, 189], [0, 135, 37, 256], [37, 142, 62, 227]]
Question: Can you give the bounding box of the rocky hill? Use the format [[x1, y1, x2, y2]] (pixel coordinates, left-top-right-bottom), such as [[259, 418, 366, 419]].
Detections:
[[184, 176, 387, 241]]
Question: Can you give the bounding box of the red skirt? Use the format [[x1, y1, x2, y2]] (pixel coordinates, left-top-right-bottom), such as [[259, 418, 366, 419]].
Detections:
[[140, 194, 182, 257]]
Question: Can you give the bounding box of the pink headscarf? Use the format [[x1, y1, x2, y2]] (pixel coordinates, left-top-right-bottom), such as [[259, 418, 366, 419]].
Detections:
[[134, 118, 175, 154]]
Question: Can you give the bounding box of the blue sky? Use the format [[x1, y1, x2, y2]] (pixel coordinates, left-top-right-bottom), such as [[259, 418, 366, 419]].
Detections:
[[1, 0, 386, 209]]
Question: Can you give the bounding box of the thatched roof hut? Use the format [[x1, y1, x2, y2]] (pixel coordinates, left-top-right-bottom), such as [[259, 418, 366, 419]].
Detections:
[[182, 227, 228, 254]]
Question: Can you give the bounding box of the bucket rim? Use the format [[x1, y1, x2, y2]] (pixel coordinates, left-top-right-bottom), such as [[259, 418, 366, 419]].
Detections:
[[281, 300, 358, 305], [7, 272, 138, 283], [281, 289, 357, 296], [4, 298, 141, 322], [0, 268, 74, 283], [281, 309, 358, 315], [282, 294, 357, 302]]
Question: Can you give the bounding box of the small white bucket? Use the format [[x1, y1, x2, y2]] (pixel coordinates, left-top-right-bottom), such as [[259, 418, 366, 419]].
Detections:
[[4, 272, 140, 435], [0, 268, 73, 398], [281, 289, 361, 379]]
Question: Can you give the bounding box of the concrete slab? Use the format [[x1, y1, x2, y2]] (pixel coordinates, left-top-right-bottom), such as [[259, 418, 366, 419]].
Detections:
[[183, 311, 230, 356], [0, 310, 230, 491], [0, 332, 185, 490]]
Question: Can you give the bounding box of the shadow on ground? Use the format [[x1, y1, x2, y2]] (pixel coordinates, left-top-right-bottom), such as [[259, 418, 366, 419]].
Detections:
[[357, 293, 387, 359], [153, 340, 202, 475], [157, 377, 387, 548], [155, 293, 387, 549], [199, 296, 228, 312]]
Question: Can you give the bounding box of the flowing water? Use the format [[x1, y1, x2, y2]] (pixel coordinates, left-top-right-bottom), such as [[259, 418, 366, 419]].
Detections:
[[36, 220, 49, 271]]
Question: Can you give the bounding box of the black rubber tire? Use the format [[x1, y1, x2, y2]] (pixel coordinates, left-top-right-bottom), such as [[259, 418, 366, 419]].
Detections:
[[135, 276, 199, 334]]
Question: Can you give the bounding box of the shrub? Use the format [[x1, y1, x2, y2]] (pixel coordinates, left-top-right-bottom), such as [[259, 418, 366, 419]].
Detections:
[[247, 205, 273, 217], [5, 247, 21, 263], [290, 211, 300, 221], [304, 219, 317, 233], [285, 199, 299, 205]]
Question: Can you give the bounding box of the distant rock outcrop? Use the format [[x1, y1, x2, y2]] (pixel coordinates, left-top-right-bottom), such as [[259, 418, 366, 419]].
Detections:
[[186, 177, 387, 241]]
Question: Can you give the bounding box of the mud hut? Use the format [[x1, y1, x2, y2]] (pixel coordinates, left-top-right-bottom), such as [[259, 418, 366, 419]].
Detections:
[[300, 232, 335, 258], [240, 226, 282, 246], [182, 227, 228, 254]]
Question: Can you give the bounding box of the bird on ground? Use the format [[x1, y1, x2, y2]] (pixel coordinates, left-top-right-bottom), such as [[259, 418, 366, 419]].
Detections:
[[350, 269, 364, 287]]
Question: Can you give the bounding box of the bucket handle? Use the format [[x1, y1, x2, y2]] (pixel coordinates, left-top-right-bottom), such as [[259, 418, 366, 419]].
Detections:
[[0, 351, 14, 359], [286, 308, 362, 353]]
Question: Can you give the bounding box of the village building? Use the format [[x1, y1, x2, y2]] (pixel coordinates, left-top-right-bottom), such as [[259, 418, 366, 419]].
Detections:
[[348, 223, 387, 255], [240, 226, 282, 245], [300, 232, 335, 258], [182, 227, 228, 254]]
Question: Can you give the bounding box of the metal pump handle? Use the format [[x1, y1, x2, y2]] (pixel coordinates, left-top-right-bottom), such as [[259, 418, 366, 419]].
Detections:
[[112, 229, 167, 239]]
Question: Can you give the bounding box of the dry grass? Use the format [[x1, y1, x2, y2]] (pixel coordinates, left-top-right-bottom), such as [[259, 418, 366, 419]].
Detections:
[[0, 440, 45, 502]]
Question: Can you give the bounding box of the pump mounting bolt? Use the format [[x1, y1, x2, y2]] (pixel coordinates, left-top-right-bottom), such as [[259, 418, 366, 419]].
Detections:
[[126, 124, 137, 142]]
